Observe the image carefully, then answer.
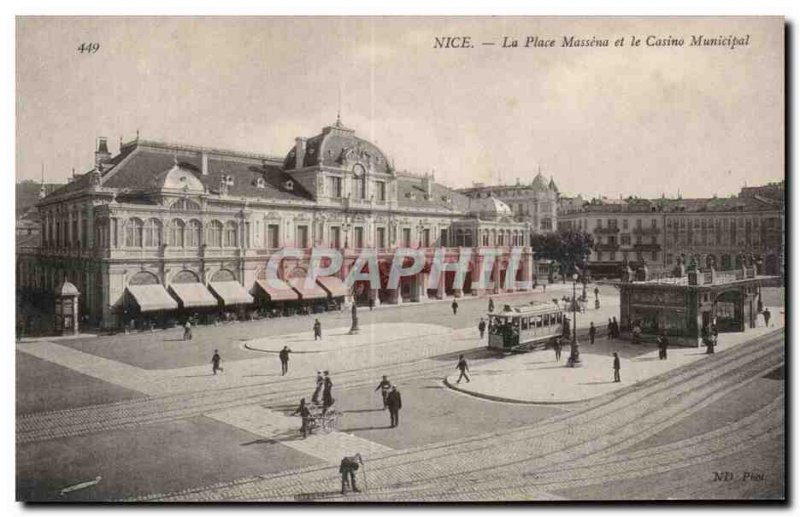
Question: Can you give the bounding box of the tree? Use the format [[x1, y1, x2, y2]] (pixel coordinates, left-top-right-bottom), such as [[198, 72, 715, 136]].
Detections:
[[531, 230, 594, 279]]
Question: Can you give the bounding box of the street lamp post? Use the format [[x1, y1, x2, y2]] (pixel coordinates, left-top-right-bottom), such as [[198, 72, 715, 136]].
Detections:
[[567, 272, 582, 367]]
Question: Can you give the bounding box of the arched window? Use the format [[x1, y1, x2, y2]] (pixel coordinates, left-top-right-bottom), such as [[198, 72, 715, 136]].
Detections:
[[144, 218, 162, 247], [169, 219, 186, 248], [125, 218, 144, 247], [224, 221, 238, 247], [170, 198, 201, 211], [208, 220, 223, 248], [187, 219, 202, 247]]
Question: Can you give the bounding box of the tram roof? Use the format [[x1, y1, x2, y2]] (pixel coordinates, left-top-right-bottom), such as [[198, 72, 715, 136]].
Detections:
[[489, 302, 561, 317]]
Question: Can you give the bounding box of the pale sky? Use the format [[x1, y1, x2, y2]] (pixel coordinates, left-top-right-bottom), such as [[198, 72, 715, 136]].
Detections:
[[16, 16, 784, 198]]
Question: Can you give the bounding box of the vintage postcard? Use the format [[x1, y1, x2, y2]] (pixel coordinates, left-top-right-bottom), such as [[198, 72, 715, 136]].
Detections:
[[15, 16, 785, 502]]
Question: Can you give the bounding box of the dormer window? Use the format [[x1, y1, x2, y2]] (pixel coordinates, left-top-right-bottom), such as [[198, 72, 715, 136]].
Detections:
[[223, 175, 234, 186], [284, 179, 294, 191], [255, 177, 266, 189]]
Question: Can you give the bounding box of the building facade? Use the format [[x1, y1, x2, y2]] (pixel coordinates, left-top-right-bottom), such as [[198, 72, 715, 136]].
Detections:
[[558, 185, 784, 278], [17, 120, 535, 329]]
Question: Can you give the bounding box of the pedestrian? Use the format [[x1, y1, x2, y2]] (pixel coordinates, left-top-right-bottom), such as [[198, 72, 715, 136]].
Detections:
[[589, 322, 596, 345], [279, 345, 291, 376], [455, 354, 470, 383], [339, 454, 363, 494], [613, 352, 621, 382], [704, 327, 716, 354], [375, 375, 392, 409], [322, 371, 335, 414], [612, 317, 620, 338], [488, 297, 495, 313], [553, 337, 562, 361], [312, 371, 323, 404], [211, 349, 223, 375], [183, 320, 192, 341], [594, 286, 600, 301], [292, 397, 311, 438], [386, 386, 402, 427], [657, 333, 668, 360], [763, 307, 771, 327], [369, 296, 375, 311], [607, 318, 613, 339], [313, 319, 322, 340], [451, 298, 459, 315], [478, 318, 487, 339]]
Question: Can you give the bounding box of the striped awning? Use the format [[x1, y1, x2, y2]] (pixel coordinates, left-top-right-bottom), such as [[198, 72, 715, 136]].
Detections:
[[127, 284, 179, 312], [287, 277, 329, 300], [169, 283, 218, 308], [316, 276, 349, 298], [209, 281, 254, 306], [255, 278, 299, 302]]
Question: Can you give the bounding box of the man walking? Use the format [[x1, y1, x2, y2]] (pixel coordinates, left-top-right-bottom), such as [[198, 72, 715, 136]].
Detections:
[[488, 297, 495, 313], [211, 349, 223, 375], [375, 375, 392, 409], [183, 320, 192, 341], [455, 354, 470, 383], [763, 307, 771, 327], [607, 318, 614, 339], [589, 322, 596, 345], [292, 398, 311, 438], [553, 337, 562, 362], [279, 346, 291, 376], [386, 386, 402, 428], [612, 317, 620, 338], [313, 319, 322, 341], [451, 298, 459, 315], [613, 352, 621, 382], [478, 318, 487, 339], [339, 454, 363, 494]]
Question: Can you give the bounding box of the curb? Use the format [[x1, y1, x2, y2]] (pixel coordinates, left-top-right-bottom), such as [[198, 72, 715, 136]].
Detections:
[[442, 376, 592, 405]]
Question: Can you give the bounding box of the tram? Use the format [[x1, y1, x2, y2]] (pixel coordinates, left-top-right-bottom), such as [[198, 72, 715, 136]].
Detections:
[[487, 302, 566, 353]]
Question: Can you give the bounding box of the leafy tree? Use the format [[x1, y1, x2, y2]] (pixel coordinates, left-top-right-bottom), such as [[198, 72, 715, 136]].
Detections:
[[531, 230, 594, 279]]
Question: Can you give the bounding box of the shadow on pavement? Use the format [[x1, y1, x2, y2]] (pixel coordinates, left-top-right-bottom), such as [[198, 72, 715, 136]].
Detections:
[[430, 347, 495, 363], [343, 408, 384, 414], [339, 425, 393, 432]]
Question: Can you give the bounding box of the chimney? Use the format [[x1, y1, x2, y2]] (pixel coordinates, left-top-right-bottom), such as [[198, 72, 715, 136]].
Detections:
[[201, 151, 209, 175], [95, 137, 111, 167], [422, 173, 433, 198], [295, 137, 307, 169]]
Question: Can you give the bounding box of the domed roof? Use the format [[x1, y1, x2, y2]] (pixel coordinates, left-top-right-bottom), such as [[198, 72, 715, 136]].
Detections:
[[531, 172, 548, 191], [467, 193, 513, 220], [283, 118, 391, 174], [55, 280, 80, 296], [152, 160, 205, 192]]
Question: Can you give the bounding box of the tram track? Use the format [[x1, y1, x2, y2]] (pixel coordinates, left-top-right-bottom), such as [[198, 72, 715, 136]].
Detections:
[[130, 329, 784, 501]]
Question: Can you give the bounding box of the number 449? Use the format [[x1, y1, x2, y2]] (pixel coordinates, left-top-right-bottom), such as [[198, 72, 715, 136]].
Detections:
[[77, 43, 100, 54]]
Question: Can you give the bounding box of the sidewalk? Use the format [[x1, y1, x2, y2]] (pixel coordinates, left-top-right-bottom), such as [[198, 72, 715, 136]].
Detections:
[[445, 307, 785, 404]]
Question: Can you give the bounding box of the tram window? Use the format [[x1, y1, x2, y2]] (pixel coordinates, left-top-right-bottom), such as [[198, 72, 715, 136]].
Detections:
[[521, 317, 529, 330], [536, 316, 543, 328]]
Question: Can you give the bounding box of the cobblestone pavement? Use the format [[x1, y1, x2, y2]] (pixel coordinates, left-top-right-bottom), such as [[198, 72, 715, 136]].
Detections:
[[124, 329, 783, 501]]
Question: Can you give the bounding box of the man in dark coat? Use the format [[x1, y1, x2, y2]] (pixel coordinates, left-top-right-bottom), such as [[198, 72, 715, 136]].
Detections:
[[488, 297, 495, 313], [613, 352, 621, 382], [292, 398, 311, 438], [339, 454, 362, 494], [478, 318, 487, 339], [279, 346, 291, 376], [658, 333, 668, 360], [553, 338, 562, 361], [763, 307, 771, 327], [322, 371, 334, 414], [211, 349, 223, 375], [589, 322, 596, 345], [386, 386, 402, 427], [313, 319, 322, 340], [455, 354, 470, 383], [375, 375, 392, 409], [451, 298, 459, 315], [607, 318, 614, 339]]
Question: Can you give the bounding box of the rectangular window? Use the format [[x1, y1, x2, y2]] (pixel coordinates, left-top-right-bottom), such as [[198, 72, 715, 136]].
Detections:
[[422, 228, 430, 247], [328, 176, 342, 198], [376, 227, 386, 248], [354, 227, 364, 248], [597, 251, 604, 261], [267, 224, 280, 249], [652, 251, 658, 261], [636, 219, 642, 229], [607, 236, 616, 246], [330, 226, 341, 248], [296, 225, 309, 248], [402, 228, 412, 248], [376, 181, 386, 202], [651, 218, 658, 228], [620, 234, 631, 245], [440, 229, 448, 247], [609, 251, 616, 261], [354, 176, 366, 200], [622, 219, 629, 229]]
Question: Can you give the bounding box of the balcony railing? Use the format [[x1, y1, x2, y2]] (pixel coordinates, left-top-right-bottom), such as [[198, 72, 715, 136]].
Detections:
[[632, 227, 661, 236], [594, 227, 620, 235], [595, 243, 620, 252], [632, 243, 662, 251]]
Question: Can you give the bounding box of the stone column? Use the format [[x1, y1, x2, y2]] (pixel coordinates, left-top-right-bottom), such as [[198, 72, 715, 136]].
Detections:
[[436, 270, 445, 299], [471, 255, 484, 296], [492, 259, 502, 294]]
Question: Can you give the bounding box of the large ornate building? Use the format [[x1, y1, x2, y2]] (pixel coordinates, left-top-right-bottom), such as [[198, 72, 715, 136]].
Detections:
[[558, 184, 784, 278], [17, 120, 534, 329]]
